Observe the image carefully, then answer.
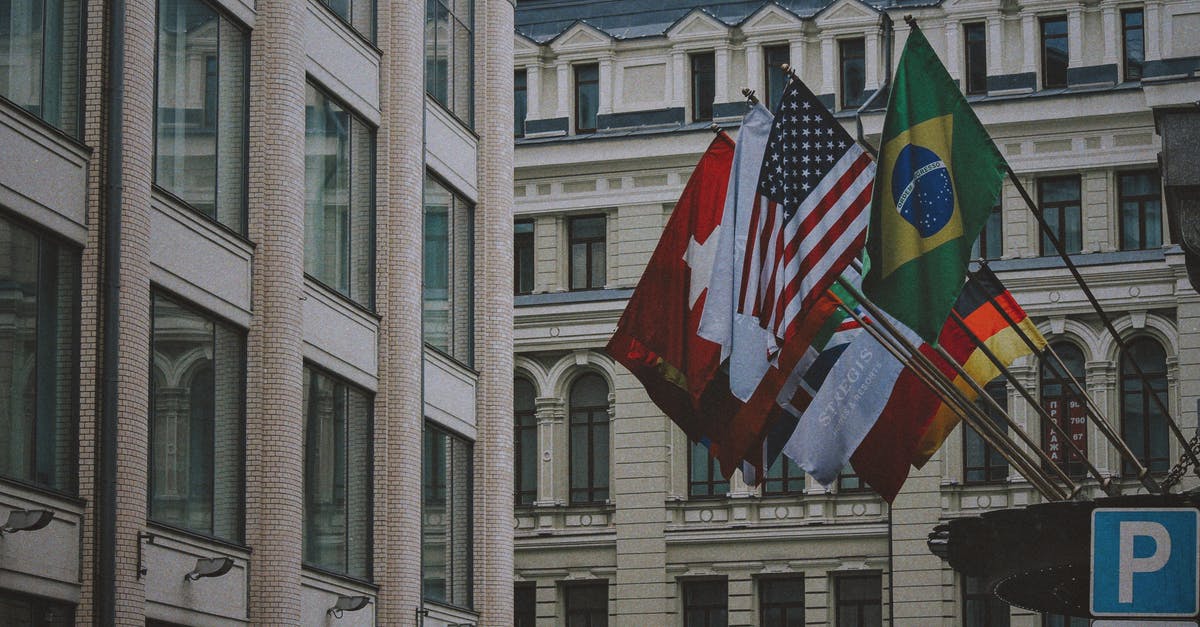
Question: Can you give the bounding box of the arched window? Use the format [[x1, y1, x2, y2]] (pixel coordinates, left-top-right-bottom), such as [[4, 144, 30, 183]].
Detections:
[[1121, 337, 1169, 475], [569, 373, 610, 505], [514, 377, 538, 506], [1040, 342, 1087, 478]]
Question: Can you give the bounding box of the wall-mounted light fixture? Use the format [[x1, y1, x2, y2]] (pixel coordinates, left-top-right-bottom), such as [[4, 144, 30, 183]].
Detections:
[[328, 595, 371, 618], [0, 509, 53, 535], [185, 556, 235, 581]]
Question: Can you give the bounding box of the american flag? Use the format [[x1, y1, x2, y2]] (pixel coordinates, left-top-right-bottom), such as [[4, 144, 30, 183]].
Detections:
[[737, 77, 875, 346]]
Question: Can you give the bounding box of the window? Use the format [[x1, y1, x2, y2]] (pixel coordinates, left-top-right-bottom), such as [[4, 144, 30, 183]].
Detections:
[[569, 215, 606, 290], [1122, 8, 1144, 82], [688, 441, 728, 498], [515, 583, 537, 627], [963, 575, 1009, 627], [1041, 613, 1088, 627], [155, 0, 248, 233], [565, 581, 608, 627], [1037, 176, 1081, 255], [1040, 342, 1087, 479], [964, 22, 987, 95], [150, 293, 244, 541], [971, 202, 1003, 260], [0, 0, 82, 135], [305, 83, 375, 307], [424, 174, 473, 364], [514, 68, 527, 137], [0, 214, 78, 494], [515, 219, 535, 295], [0, 590, 74, 625], [764, 45, 790, 113], [839, 38, 866, 110], [691, 52, 715, 122], [760, 577, 805, 626], [569, 373, 610, 505], [574, 63, 599, 134], [1121, 337, 1169, 475], [515, 377, 538, 506], [423, 422, 472, 607], [835, 573, 882, 627], [964, 380, 1009, 484], [683, 579, 728, 627], [763, 453, 805, 495], [319, 0, 373, 41], [838, 467, 864, 492], [303, 364, 372, 579], [425, 0, 473, 124], [1118, 170, 1162, 250], [1040, 16, 1068, 89]]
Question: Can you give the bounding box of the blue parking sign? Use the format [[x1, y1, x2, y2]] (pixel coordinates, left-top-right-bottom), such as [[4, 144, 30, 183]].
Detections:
[[1092, 508, 1199, 617]]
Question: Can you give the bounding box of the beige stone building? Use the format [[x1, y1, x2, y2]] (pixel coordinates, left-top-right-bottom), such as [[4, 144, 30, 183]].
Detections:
[[511, 0, 1200, 625], [0, 0, 513, 625]]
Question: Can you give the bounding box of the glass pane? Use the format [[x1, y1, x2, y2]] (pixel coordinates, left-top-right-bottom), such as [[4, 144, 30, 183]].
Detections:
[[571, 216, 605, 240], [349, 117, 375, 306], [514, 70, 527, 136], [215, 17, 246, 233], [576, 64, 599, 132], [346, 386, 371, 577], [1041, 17, 1068, 88], [306, 84, 350, 292], [839, 38, 865, 109], [1123, 10, 1144, 80], [691, 52, 714, 122], [0, 221, 39, 486], [423, 175, 473, 363], [964, 23, 987, 94], [0, 0, 81, 135], [572, 373, 608, 406], [423, 424, 472, 607], [304, 367, 347, 573], [591, 242, 606, 288], [764, 46, 789, 113]]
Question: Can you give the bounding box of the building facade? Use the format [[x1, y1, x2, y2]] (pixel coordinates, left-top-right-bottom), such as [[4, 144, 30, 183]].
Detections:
[[0, 0, 513, 625], [511, 0, 1200, 625]]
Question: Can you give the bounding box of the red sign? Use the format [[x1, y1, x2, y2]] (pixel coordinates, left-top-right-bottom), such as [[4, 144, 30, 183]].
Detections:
[[1044, 396, 1087, 469]]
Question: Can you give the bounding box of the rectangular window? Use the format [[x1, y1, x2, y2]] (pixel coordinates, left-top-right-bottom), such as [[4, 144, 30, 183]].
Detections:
[[0, 590, 74, 625], [319, 0, 373, 41], [964, 22, 987, 95], [763, 454, 805, 496], [515, 219, 535, 295], [1038, 176, 1082, 255], [690, 52, 715, 122], [763, 45, 790, 113], [0, 0, 82, 136], [514, 68, 527, 137], [760, 577, 805, 626], [423, 422, 473, 608], [970, 203, 1003, 260], [150, 292, 244, 542], [425, 0, 473, 124], [1118, 169, 1162, 250], [155, 0, 248, 233], [1040, 16, 1068, 89], [964, 380, 1009, 484], [688, 441, 728, 499], [835, 573, 883, 627], [515, 583, 537, 627], [0, 214, 79, 494], [423, 174, 474, 364], [1122, 8, 1144, 82], [963, 575, 1009, 627], [569, 214, 606, 290], [838, 467, 864, 492], [839, 38, 866, 110], [565, 581, 608, 627], [304, 83, 375, 307], [574, 63, 599, 134], [302, 364, 373, 579], [683, 579, 728, 627]]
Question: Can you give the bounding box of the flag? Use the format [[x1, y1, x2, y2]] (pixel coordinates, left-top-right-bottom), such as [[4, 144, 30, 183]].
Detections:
[[848, 267, 1046, 501], [605, 133, 736, 444], [861, 25, 1007, 342], [740, 77, 874, 349]]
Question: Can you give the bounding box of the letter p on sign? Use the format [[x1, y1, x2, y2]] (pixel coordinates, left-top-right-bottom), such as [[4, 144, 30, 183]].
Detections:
[[1092, 508, 1199, 617]]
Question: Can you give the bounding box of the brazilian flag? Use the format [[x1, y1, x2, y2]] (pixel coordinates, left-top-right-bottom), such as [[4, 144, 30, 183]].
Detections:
[[862, 26, 1007, 343]]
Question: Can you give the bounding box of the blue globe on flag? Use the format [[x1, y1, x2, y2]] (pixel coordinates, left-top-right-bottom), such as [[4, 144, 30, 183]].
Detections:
[[891, 144, 955, 238]]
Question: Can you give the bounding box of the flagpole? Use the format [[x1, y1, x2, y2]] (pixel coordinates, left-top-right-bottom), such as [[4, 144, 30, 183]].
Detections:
[[971, 264, 1163, 494], [834, 298, 1069, 500], [1003, 166, 1200, 477], [947, 308, 1119, 496]]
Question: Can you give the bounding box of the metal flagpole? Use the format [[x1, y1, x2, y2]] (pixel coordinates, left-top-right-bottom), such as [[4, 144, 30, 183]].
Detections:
[[1005, 166, 1200, 476], [969, 264, 1163, 494], [834, 298, 1069, 500], [833, 281, 1071, 500], [946, 308, 1118, 496]]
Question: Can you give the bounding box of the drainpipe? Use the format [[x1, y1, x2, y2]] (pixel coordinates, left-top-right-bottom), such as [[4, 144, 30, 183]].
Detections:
[[97, 0, 125, 621]]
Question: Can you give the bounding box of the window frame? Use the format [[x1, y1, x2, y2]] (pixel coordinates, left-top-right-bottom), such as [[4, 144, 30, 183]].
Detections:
[[422, 420, 475, 608], [424, 0, 475, 127], [690, 51, 716, 123], [1117, 169, 1163, 251], [1121, 8, 1145, 82], [834, 572, 883, 627], [514, 68, 527, 138], [687, 441, 728, 499], [838, 469, 866, 493], [682, 578, 728, 627], [0, 589, 75, 625], [1040, 15, 1069, 89], [423, 172, 475, 365], [0, 0, 85, 137], [962, 575, 1010, 627], [515, 582, 537, 627], [963, 380, 1010, 485], [564, 580, 608, 627], [759, 576, 805, 626], [1037, 175, 1082, 256], [574, 63, 600, 134], [514, 376, 538, 506], [568, 214, 607, 291], [514, 218, 535, 295], [963, 22, 988, 95], [316, 0, 376, 44], [1039, 342, 1088, 480], [568, 372, 610, 506], [762, 453, 805, 496], [971, 202, 1003, 260], [763, 44, 790, 113], [838, 37, 867, 110], [1120, 336, 1170, 475]]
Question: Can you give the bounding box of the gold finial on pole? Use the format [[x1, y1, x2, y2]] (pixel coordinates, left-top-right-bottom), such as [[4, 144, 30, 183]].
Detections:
[[741, 87, 759, 105]]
